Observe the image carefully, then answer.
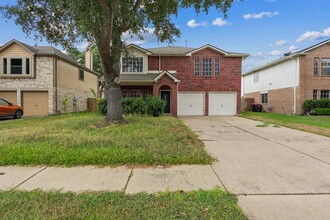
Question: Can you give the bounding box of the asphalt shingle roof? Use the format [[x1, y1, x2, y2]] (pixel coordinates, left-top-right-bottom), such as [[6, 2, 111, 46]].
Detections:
[[147, 46, 195, 55]]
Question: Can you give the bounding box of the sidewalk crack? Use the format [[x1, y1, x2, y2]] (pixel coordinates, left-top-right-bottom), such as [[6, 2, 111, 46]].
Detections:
[[12, 166, 48, 190]]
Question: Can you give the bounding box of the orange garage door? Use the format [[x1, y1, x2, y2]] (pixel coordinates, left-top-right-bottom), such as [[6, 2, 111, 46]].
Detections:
[[0, 91, 17, 104], [22, 91, 49, 116]]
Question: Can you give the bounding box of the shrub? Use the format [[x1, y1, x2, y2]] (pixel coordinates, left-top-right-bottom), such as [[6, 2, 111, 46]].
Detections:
[[99, 96, 165, 117], [145, 96, 166, 117], [122, 96, 165, 117], [303, 99, 330, 113], [314, 108, 330, 115], [97, 98, 107, 115]]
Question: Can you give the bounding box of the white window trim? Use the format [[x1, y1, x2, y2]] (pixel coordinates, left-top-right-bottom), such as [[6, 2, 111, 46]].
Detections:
[[121, 57, 144, 73], [2, 57, 32, 76]]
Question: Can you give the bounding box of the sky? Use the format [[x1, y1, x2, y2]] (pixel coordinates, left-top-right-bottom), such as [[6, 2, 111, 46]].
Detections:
[[1, 0, 330, 73]]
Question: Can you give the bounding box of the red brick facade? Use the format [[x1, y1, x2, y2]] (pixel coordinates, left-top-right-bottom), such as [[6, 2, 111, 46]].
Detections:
[[148, 48, 243, 115]]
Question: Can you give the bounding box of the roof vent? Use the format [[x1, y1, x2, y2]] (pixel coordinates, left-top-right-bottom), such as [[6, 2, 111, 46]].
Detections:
[[284, 52, 291, 57]]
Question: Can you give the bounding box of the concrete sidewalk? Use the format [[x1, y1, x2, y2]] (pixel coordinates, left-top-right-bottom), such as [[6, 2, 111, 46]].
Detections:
[[0, 165, 222, 194]]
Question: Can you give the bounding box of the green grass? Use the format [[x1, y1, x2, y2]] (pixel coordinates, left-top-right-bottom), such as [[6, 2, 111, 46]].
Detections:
[[0, 112, 212, 166], [242, 111, 330, 137], [0, 189, 246, 220]]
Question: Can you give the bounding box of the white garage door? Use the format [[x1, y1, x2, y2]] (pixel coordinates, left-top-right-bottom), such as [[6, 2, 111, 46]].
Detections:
[[178, 92, 204, 115], [209, 92, 237, 115]]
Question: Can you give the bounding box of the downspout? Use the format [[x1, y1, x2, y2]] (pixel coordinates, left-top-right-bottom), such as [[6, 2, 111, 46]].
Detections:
[[53, 57, 58, 114], [158, 54, 161, 72], [293, 57, 299, 115]]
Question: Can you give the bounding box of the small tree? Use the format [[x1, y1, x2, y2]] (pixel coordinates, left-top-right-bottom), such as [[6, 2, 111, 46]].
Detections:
[[1, 0, 235, 123]]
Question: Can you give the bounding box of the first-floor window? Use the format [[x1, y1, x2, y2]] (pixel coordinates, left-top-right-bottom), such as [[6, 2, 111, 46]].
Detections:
[[122, 90, 128, 98], [320, 90, 330, 99], [261, 93, 268, 104], [130, 90, 141, 98], [313, 90, 318, 100], [142, 90, 150, 97]]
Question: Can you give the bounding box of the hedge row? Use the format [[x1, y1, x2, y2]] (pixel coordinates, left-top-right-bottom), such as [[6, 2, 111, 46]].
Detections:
[[98, 96, 166, 117], [303, 99, 330, 113], [314, 108, 330, 115]]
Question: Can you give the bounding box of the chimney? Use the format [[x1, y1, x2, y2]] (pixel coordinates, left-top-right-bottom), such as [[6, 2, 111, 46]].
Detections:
[[85, 50, 93, 70]]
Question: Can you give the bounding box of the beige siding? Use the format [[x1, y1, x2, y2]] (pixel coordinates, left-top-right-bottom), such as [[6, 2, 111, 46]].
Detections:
[[121, 47, 149, 73], [0, 91, 17, 104], [0, 43, 35, 77], [57, 60, 98, 92]]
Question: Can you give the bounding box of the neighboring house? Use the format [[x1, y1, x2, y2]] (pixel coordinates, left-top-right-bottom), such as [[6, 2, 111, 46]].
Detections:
[[0, 39, 99, 116], [243, 39, 330, 115], [117, 44, 248, 116]]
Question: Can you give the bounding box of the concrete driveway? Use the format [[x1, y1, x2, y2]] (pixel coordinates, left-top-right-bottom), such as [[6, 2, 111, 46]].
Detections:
[[182, 116, 330, 220]]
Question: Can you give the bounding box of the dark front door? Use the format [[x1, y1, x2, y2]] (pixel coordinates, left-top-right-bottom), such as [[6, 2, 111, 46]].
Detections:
[[160, 91, 171, 114]]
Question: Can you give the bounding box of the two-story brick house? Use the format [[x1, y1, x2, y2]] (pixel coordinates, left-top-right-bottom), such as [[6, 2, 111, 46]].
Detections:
[[243, 39, 330, 115], [118, 44, 248, 116]]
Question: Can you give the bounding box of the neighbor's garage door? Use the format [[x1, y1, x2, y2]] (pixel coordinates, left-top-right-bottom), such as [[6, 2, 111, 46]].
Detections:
[[209, 92, 237, 115], [22, 91, 48, 116], [0, 91, 17, 104], [178, 92, 204, 115]]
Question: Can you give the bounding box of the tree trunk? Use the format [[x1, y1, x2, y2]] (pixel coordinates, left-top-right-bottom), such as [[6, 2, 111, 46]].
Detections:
[[105, 81, 123, 122]]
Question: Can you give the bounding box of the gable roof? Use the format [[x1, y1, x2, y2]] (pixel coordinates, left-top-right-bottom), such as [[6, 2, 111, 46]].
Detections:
[[147, 46, 195, 56], [244, 39, 330, 76], [186, 44, 249, 58], [126, 44, 248, 57], [125, 44, 153, 55], [0, 39, 100, 76]]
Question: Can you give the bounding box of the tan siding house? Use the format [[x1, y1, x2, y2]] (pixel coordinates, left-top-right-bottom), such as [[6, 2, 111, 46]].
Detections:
[[0, 39, 99, 116]]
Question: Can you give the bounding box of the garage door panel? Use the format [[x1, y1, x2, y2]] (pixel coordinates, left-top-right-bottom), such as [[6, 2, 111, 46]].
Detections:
[[22, 91, 48, 116], [178, 92, 204, 116], [209, 92, 236, 116], [0, 91, 17, 104]]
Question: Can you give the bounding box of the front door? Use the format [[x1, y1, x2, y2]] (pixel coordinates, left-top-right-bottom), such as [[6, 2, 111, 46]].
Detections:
[[160, 91, 171, 114]]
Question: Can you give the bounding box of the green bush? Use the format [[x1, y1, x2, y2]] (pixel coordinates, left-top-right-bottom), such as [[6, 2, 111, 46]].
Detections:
[[314, 108, 330, 115], [303, 99, 330, 113], [99, 96, 166, 117], [97, 98, 107, 115], [123, 96, 165, 117]]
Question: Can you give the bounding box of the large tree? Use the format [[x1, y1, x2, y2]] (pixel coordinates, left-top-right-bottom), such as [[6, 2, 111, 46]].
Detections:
[[1, 0, 235, 122]]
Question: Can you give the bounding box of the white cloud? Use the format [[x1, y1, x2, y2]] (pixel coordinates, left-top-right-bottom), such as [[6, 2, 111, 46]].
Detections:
[[187, 19, 207, 28], [269, 50, 281, 56], [61, 49, 68, 54], [288, 45, 299, 52], [122, 27, 158, 46], [77, 42, 89, 49], [243, 11, 279, 20], [275, 39, 287, 46], [296, 27, 330, 43], [212, 18, 229, 27]]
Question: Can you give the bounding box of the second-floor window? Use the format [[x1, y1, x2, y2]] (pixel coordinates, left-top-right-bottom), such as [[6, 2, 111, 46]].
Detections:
[[122, 57, 143, 73], [214, 59, 220, 76], [321, 58, 330, 76], [314, 58, 319, 76], [194, 58, 200, 76], [202, 58, 212, 76], [2, 58, 31, 76], [254, 73, 260, 83]]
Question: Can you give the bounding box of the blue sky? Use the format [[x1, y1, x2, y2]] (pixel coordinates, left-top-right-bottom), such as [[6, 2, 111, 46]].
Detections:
[[1, 0, 330, 72]]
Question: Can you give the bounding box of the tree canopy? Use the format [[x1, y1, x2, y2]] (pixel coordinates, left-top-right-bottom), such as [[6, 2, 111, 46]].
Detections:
[[1, 0, 235, 122]]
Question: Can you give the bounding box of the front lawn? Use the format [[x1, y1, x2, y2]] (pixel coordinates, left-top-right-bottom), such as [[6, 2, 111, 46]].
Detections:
[[0, 189, 246, 219], [0, 112, 212, 166], [242, 111, 330, 137]]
